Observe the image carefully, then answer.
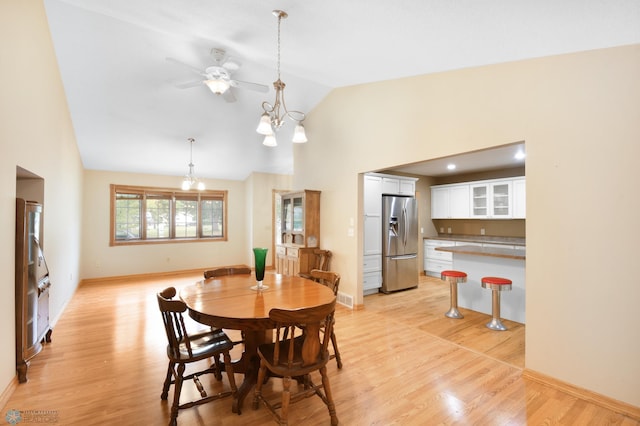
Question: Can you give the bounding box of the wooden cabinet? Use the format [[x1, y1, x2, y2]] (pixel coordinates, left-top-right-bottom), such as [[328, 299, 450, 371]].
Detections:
[[276, 190, 320, 276], [431, 184, 470, 219], [15, 199, 52, 383]]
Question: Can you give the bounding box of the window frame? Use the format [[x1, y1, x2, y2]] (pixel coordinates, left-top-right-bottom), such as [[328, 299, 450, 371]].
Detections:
[[110, 184, 228, 246]]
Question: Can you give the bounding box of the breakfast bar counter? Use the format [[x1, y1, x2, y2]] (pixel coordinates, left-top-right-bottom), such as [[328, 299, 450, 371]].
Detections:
[[435, 245, 526, 324]]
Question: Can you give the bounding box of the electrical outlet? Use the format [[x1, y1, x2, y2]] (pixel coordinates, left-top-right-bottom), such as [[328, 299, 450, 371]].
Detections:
[[447, 227, 452, 234], [481, 228, 485, 235], [440, 227, 444, 233]]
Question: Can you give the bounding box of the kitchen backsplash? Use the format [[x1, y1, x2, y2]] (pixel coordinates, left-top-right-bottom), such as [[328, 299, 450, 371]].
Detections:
[[432, 219, 525, 238]]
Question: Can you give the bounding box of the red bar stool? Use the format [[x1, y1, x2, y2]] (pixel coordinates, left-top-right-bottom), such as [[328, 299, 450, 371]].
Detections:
[[440, 270, 467, 319], [481, 276, 512, 331]]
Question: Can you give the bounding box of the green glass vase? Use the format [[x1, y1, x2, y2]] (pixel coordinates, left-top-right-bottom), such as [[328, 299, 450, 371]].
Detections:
[[252, 248, 268, 290]]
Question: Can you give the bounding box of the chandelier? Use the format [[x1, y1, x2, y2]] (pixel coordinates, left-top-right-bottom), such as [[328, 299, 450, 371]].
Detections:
[[256, 10, 307, 147], [181, 138, 205, 191]]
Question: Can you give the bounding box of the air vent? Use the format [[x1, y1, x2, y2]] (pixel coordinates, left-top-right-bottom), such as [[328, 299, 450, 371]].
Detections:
[[337, 291, 353, 309]]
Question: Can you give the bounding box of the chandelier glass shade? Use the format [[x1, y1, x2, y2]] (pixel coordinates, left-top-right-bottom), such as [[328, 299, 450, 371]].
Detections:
[[256, 10, 307, 147], [181, 138, 205, 191]]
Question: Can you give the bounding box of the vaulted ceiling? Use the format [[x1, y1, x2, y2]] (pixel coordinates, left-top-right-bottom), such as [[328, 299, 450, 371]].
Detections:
[[44, 0, 640, 180]]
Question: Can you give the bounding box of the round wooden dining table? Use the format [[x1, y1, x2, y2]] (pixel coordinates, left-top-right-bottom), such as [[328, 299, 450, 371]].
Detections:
[[179, 272, 336, 414]]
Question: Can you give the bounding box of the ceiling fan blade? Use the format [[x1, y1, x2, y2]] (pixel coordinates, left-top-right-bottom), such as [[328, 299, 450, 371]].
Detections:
[[231, 79, 270, 93], [175, 80, 204, 89], [166, 57, 206, 77], [222, 89, 237, 103]]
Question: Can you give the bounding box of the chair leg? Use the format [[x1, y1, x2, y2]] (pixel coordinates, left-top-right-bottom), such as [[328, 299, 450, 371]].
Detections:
[[252, 363, 268, 410], [281, 376, 292, 425], [170, 363, 185, 424], [320, 365, 339, 426], [330, 331, 343, 369], [161, 362, 174, 400], [212, 354, 223, 381], [222, 351, 239, 414]]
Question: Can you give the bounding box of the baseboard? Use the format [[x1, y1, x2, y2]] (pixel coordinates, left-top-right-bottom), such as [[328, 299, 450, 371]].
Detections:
[[0, 376, 18, 412], [522, 369, 640, 421], [80, 264, 262, 285]]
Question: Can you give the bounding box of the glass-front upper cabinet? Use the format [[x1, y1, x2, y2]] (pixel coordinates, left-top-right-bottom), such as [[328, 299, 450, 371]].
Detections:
[[470, 180, 512, 218], [283, 197, 292, 232], [279, 190, 321, 247], [491, 182, 511, 217], [471, 185, 488, 217], [292, 196, 304, 231]]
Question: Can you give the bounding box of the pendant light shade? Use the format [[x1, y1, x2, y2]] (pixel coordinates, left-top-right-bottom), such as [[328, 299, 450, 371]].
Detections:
[[263, 133, 277, 147], [292, 123, 307, 143]]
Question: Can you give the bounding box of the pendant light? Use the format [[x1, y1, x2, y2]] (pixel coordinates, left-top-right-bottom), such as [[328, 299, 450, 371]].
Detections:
[[181, 138, 205, 191], [256, 10, 307, 147]]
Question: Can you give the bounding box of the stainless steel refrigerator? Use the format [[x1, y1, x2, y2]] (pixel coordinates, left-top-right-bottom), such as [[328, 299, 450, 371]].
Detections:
[[382, 195, 419, 293]]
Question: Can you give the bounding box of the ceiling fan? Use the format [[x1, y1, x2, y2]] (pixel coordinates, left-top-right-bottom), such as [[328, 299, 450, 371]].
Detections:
[[167, 48, 269, 102]]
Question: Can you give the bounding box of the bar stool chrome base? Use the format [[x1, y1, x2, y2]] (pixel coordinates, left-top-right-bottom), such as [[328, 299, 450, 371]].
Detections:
[[445, 306, 464, 319], [486, 317, 507, 331], [441, 270, 467, 319], [481, 276, 512, 332]]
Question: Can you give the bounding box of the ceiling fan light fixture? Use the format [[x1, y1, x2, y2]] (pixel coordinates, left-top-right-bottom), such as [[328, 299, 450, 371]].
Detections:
[[257, 10, 307, 146], [256, 113, 273, 135], [263, 133, 278, 147], [204, 79, 230, 95], [292, 123, 307, 143]]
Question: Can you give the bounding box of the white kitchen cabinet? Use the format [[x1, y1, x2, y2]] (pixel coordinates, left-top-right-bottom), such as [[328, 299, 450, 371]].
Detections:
[[381, 176, 417, 196], [431, 186, 449, 219], [470, 180, 513, 219], [513, 177, 526, 219], [399, 179, 416, 196], [424, 239, 455, 277], [363, 175, 382, 256], [431, 184, 470, 219], [363, 174, 383, 293]]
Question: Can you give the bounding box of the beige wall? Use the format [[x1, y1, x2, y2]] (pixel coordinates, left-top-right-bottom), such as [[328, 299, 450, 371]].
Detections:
[[82, 170, 252, 279], [1, 0, 84, 392], [295, 45, 640, 406], [244, 172, 292, 268]]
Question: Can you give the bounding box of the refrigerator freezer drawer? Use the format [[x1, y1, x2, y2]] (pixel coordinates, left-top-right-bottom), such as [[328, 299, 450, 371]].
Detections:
[[382, 255, 418, 293]]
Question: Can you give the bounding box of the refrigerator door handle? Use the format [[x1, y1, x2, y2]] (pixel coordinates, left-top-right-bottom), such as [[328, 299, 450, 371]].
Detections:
[[402, 207, 408, 247], [389, 254, 417, 260]]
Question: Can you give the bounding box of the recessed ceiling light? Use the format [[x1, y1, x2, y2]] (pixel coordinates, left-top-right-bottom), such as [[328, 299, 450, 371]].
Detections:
[[447, 164, 456, 170], [514, 150, 526, 160]]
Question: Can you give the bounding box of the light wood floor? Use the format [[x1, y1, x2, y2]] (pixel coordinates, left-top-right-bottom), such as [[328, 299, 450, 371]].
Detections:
[[2, 272, 638, 425]]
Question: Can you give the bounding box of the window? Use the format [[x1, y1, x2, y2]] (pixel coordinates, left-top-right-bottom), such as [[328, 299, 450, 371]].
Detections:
[[110, 185, 227, 246]]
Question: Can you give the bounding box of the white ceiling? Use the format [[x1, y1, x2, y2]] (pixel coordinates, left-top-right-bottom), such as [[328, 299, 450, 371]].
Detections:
[[43, 0, 640, 181]]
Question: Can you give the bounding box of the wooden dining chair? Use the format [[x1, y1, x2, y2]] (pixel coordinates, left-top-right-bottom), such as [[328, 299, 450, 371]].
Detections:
[[309, 269, 343, 369], [298, 249, 332, 279], [252, 299, 339, 426], [203, 266, 252, 347], [157, 287, 238, 425], [203, 265, 251, 279]]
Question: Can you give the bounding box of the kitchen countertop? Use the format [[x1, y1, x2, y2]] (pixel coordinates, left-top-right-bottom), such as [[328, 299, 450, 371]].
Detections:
[[424, 234, 525, 246], [435, 244, 525, 260]]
